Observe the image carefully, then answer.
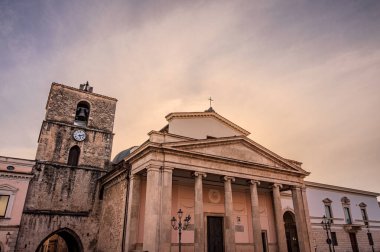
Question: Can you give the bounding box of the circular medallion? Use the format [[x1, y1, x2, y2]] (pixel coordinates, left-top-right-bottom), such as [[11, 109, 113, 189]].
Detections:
[[208, 189, 221, 203]]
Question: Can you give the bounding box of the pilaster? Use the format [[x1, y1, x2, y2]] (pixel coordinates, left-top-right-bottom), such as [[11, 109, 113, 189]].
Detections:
[[125, 174, 141, 251]]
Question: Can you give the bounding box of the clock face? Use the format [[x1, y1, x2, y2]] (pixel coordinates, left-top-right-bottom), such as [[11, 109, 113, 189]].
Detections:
[[73, 129, 86, 142]]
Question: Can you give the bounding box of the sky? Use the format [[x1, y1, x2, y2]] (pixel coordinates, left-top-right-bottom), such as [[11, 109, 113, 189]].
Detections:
[[1, 0, 380, 194]]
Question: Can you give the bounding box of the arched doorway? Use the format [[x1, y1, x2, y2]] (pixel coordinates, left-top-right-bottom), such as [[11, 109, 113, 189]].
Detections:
[[36, 228, 83, 252], [284, 211, 299, 252]]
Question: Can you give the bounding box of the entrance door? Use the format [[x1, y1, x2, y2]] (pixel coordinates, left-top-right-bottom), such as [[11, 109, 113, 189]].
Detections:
[[283, 211, 299, 252], [207, 216, 224, 252], [349, 233, 359, 252]]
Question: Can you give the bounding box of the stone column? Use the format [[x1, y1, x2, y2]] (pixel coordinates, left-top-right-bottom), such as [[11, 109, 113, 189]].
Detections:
[[249, 180, 263, 252], [194, 172, 207, 252], [160, 167, 173, 251], [125, 174, 141, 251], [143, 167, 161, 252], [292, 186, 312, 252], [272, 183, 287, 252], [224, 176, 236, 252]]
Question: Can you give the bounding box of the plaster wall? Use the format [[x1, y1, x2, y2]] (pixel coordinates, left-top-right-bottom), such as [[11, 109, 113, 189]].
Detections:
[[306, 187, 380, 227], [169, 117, 243, 139], [0, 157, 34, 252], [137, 178, 278, 249]]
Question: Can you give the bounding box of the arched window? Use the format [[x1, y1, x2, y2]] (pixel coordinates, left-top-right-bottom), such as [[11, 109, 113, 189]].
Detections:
[[74, 101, 90, 126], [67, 146, 80, 166]]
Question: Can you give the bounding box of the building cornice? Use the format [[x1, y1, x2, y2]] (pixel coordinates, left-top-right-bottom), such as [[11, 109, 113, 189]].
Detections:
[[165, 111, 250, 136], [0, 171, 33, 180], [305, 181, 380, 197]]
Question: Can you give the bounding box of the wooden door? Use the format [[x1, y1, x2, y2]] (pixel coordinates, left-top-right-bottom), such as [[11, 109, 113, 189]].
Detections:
[[207, 216, 224, 252]]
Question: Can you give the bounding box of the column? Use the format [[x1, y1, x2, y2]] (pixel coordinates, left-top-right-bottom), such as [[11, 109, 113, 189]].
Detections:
[[224, 176, 236, 252], [194, 172, 207, 252], [292, 186, 312, 252], [160, 167, 173, 251], [249, 180, 263, 252], [125, 174, 141, 251], [143, 167, 161, 252], [272, 183, 287, 252]]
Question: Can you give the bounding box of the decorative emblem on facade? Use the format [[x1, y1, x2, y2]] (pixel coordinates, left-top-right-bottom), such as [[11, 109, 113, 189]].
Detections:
[[208, 189, 221, 203]]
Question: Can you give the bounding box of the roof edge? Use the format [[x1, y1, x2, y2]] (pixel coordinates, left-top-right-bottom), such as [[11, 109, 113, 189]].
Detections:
[[165, 111, 250, 136]]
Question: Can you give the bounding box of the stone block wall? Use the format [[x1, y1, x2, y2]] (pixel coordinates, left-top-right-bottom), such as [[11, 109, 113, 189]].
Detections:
[[97, 174, 128, 252], [36, 122, 113, 169], [16, 163, 105, 251], [16, 214, 100, 252], [24, 163, 104, 212], [45, 83, 117, 132]]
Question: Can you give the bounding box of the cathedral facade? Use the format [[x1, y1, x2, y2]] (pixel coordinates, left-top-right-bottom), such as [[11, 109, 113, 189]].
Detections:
[[9, 83, 380, 252]]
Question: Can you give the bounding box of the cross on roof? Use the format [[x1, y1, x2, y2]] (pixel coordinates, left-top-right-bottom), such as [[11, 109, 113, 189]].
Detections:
[[208, 97, 213, 108]]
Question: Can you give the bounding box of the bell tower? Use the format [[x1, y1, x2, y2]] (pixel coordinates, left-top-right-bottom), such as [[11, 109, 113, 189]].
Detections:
[[36, 82, 117, 169], [16, 82, 117, 251]]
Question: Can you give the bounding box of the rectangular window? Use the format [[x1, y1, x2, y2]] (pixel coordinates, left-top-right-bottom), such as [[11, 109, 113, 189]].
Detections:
[[325, 205, 333, 223], [344, 207, 352, 224], [261, 230, 268, 252], [0, 195, 10, 217], [331, 232, 338, 246], [361, 209, 369, 226]]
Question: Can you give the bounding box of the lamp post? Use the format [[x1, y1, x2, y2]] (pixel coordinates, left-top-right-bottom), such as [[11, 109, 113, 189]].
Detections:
[[366, 223, 375, 252], [171, 209, 191, 252], [321, 215, 335, 252]]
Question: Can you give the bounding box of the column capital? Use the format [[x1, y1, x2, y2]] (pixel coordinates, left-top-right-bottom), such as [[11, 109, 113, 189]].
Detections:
[[146, 165, 160, 172], [272, 183, 283, 190], [291, 184, 306, 191], [248, 179, 260, 186], [223, 176, 235, 182], [193, 171, 207, 178], [162, 166, 174, 173], [130, 174, 141, 181]]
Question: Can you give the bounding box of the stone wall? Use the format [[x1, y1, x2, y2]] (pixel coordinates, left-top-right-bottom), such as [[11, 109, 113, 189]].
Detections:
[[97, 173, 128, 252], [45, 83, 117, 132], [23, 163, 104, 212], [16, 214, 100, 252], [15, 163, 105, 251], [36, 122, 113, 169]]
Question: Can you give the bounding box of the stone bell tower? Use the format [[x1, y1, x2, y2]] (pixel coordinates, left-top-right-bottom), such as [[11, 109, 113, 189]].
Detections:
[[35, 82, 117, 169], [16, 82, 117, 252]]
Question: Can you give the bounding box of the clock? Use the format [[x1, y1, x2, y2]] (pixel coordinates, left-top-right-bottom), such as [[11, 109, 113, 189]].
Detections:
[[73, 129, 86, 142]]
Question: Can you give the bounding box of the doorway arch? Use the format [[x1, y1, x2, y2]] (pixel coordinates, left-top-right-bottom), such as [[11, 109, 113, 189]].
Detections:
[[283, 211, 299, 252], [36, 228, 83, 252]]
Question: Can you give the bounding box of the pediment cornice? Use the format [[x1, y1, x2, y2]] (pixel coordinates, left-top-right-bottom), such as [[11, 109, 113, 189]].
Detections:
[[124, 140, 309, 177], [161, 136, 308, 175], [165, 112, 250, 136]]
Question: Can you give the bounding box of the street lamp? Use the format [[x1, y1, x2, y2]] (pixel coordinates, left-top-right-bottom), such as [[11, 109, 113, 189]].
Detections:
[[321, 215, 335, 252], [171, 209, 191, 252], [366, 223, 375, 252]]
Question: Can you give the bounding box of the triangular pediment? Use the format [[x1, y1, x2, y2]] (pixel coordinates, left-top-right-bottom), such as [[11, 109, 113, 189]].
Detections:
[[165, 137, 307, 174], [165, 111, 250, 139]]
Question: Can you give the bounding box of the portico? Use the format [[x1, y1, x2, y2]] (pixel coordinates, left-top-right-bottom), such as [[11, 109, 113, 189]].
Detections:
[[123, 110, 313, 252]]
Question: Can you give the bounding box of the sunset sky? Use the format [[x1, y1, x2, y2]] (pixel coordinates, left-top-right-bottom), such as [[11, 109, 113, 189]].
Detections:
[[1, 0, 379, 194]]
